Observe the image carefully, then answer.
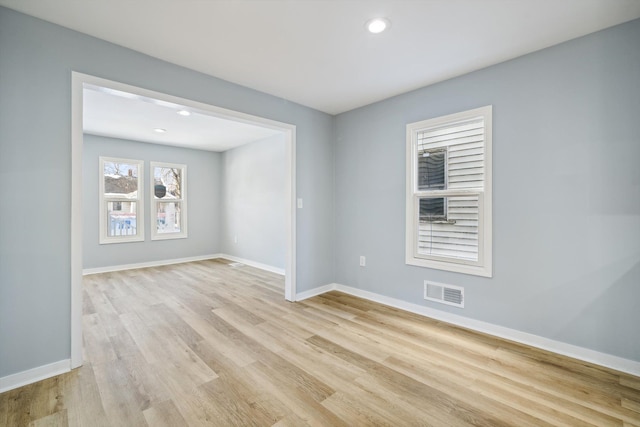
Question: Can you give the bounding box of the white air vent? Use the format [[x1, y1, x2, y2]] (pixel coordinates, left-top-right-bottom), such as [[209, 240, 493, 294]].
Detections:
[[424, 281, 464, 308]]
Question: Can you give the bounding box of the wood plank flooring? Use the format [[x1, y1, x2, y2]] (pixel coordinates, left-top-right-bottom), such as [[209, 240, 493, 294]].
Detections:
[[1, 259, 639, 426]]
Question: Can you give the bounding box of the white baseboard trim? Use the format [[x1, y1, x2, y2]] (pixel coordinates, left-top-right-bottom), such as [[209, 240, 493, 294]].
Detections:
[[83, 254, 285, 276], [298, 283, 640, 377], [217, 254, 285, 276], [0, 359, 71, 393], [82, 254, 222, 275], [296, 283, 337, 301]]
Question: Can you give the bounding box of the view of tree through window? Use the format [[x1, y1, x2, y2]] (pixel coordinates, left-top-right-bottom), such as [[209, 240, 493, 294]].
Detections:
[[154, 166, 181, 199], [152, 163, 187, 238], [418, 148, 447, 221]]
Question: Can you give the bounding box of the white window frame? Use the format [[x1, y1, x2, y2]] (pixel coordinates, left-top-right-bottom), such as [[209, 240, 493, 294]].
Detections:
[[99, 156, 144, 244], [405, 106, 492, 277], [150, 161, 187, 240]]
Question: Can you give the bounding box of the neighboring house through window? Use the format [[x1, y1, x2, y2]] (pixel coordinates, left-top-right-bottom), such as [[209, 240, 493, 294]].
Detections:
[[151, 162, 187, 240], [405, 106, 492, 277], [99, 156, 144, 244], [418, 147, 448, 222]]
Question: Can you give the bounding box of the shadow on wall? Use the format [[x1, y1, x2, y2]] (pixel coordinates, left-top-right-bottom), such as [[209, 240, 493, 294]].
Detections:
[[517, 253, 640, 360], [558, 258, 640, 360]]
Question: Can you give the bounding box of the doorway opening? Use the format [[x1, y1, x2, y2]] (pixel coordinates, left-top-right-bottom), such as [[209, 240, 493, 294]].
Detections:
[[71, 72, 296, 368]]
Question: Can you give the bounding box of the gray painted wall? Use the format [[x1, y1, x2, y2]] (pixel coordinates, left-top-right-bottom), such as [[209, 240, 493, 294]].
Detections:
[[1, 4, 638, 381], [220, 134, 287, 269], [0, 7, 334, 378], [334, 19, 640, 361], [82, 135, 220, 269]]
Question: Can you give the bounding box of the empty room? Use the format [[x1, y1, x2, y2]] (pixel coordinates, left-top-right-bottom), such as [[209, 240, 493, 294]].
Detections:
[[1, 1, 639, 426]]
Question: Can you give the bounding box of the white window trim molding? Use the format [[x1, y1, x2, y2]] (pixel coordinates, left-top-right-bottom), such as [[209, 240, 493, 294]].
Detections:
[[405, 106, 493, 277], [99, 156, 145, 244], [150, 161, 188, 240]]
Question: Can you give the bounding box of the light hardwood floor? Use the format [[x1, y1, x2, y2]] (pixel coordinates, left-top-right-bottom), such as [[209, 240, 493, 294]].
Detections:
[[1, 259, 639, 426]]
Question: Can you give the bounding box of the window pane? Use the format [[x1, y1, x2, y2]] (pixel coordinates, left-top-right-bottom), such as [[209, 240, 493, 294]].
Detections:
[[154, 167, 182, 199], [103, 161, 139, 198], [417, 149, 446, 190], [418, 195, 478, 262], [416, 118, 485, 191], [107, 201, 138, 237], [156, 202, 181, 234], [419, 197, 446, 220]]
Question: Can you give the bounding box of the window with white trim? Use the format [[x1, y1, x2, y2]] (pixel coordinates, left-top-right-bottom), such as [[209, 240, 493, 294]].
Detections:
[[406, 106, 492, 277], [151, 162, 187, 240], [99, 157, 144, 244]]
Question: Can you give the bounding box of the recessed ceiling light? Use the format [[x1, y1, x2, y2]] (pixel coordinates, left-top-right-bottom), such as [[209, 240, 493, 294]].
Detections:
[[154, 128, 167, 133], [366, 18, 390, 34], [177, 110, 191, 116]]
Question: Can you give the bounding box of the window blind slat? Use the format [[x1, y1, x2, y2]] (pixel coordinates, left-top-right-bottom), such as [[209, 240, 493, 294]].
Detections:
[[419, 128, 484, 145], [448, 140, 484, 151], [416, 246, 478, 260], [418, 243, 478, 254], [418, 135, 483, 151], [448, 182, 483, 190], [449, 167, 483, 177], [449, 161, 484, 171], [417, 119, 483, 139], [419, 231, 478, 241], [449, 147, 484, 158], [449, 173, 484, 182], [449, 154, 483, 164]]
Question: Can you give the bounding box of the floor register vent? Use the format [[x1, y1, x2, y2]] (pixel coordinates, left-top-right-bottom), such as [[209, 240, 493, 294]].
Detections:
[[424, 281, 464, 308]]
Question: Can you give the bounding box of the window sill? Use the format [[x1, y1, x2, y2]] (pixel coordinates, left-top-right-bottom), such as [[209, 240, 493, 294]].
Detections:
[[406, 255, 492, 278], [150, 232, 188, 241]]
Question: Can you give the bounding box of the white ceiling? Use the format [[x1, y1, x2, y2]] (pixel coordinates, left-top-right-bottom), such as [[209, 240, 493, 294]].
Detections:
[[83, 85, 282, 151], [3, 0, 640, 115]]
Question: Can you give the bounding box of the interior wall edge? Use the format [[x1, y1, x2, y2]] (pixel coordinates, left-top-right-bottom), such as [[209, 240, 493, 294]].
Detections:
[[217, 254, 285, 276]]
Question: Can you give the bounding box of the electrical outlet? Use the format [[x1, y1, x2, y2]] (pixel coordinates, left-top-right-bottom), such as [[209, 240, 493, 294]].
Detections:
[[297, 198, 303, 208], [234, 235, 238, 244], [359, 256, 366, 267]]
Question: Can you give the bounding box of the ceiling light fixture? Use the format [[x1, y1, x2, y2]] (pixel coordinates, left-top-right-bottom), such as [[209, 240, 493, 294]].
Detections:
[[366, 18, 390, 34], [177, 110, 191, 116], [154, 128, 167, 133]]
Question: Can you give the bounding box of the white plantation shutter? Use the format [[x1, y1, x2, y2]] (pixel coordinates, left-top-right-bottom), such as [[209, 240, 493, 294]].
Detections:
[[416, 117, 484, 262], [417, 118, 485, 190], [418, 195, 479, 261], [406, 106, 492, 277]]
